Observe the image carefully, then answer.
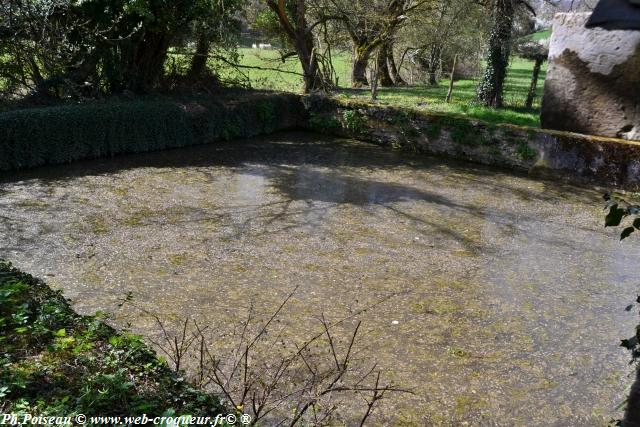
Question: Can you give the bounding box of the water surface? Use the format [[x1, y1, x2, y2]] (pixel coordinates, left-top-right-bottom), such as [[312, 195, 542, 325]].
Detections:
[[1, 131, 637, 425]]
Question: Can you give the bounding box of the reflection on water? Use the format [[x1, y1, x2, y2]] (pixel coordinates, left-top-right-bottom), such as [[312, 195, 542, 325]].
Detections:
[[0, 131, 638, 425]]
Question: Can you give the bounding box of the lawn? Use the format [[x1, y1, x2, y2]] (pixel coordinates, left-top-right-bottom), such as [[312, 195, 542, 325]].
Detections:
[[223, 49, 546, 128]]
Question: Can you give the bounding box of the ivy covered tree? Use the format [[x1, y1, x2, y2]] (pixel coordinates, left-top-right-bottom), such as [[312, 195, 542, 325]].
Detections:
[[476, 0, 514, 107], [329, 0, 428, 87], [476, 0, 535, 107]]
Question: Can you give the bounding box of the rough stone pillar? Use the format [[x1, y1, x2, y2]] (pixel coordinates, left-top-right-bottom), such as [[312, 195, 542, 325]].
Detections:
[[541, 13, 640, 140]]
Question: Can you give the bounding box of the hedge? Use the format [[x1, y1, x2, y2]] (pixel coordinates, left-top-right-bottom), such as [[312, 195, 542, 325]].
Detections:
[[0, 93, 305, 171]]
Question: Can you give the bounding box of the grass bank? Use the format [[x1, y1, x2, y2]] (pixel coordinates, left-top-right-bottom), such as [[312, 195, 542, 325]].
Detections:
[[0, 261, 225, 418]]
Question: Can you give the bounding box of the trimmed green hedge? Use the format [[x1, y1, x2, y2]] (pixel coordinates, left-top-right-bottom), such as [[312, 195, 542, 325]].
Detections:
[[0, 93, 305, 171], [0, 261, 226, 417]]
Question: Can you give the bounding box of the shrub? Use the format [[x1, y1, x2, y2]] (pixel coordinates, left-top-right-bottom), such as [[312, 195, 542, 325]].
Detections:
[[0, 93, 304, 171], [0, 261, 225, 417]]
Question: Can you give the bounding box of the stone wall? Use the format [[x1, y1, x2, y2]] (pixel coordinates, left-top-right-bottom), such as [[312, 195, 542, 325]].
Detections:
[[4, 90, 640, 191], [305, 96, 640, 190], [541, 12, 640, 140]]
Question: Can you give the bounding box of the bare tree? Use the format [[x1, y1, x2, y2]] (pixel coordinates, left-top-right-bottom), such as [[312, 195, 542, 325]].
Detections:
[[138, 288, 412, 425]]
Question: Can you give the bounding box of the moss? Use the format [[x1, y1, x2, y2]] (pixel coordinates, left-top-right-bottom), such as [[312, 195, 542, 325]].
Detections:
[[257, 99, 276, 130], [86, 214, 109, 234], [309, 113, 341, 133], [488, 146, 503, 158], [425, 122, 442, 140], [111, 187, 129, 197], [516, 141, 537, 160], [167, 253, 188, 266], [447, 347, 471, 358], [121, 207, 155, 227], [15, 199, 50, 209], [439, 117, 481, 146]]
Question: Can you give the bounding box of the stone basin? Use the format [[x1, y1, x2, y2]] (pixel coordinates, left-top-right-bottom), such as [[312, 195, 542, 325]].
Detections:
[[0, 131, 637, 425]]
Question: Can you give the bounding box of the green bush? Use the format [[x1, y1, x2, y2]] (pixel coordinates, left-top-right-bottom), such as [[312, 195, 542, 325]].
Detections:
[[0, 261, 225, 417], [0, 93, 304, 171], [0, 101, 195, 170]]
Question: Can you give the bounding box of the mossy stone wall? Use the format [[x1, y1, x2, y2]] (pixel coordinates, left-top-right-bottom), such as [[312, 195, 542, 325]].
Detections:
[[3, 91, 640, 190], [304, 96, 640, 190]]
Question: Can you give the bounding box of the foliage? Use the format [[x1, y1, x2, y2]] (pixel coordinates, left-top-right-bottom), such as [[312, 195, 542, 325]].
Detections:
[[515, 140, 536, 160], [398, 0, 487, 86], [604, 193, 640, 241], [0, 261, 225, 417], [309, 113, 341, 132], [342, 109, 367, 133], [446, 117, 477, 146], [0, 0, 242, 100], [0, 93, 303, 171], [602, 193, 640, 425], [0, 101, 194, 170]]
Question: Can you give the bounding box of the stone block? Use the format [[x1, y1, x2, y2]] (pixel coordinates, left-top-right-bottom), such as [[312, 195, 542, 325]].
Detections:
[[541, 12, 640, 140]]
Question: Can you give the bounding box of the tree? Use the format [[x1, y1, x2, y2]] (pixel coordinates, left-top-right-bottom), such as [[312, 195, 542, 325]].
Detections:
[[186, 1, 243, 82], [376, 42, 395, 86], [476, 0, 535, 107], [263, 0, 332, 92], [330, 0, 427, 87], [386, 40, 406, 85], [476, 0, 515, 107], [394, 0, 486, 87], [0, 0, 241, 100], [514, 38, 548, 109]]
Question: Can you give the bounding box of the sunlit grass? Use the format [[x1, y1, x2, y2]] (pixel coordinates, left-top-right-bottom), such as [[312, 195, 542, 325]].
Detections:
[[220, 50, 546, 127], [217, 48, 352, 92], [334, 57, 546, 127]]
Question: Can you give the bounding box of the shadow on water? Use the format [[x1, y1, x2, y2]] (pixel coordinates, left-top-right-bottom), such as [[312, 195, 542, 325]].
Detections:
[[0, 130, 636, 425], [0, 131, 603, 253], [0, 130, 596, 201]]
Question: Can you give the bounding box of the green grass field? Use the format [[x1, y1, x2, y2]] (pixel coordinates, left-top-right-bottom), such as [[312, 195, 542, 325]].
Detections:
[[223, 49, 546, 127]]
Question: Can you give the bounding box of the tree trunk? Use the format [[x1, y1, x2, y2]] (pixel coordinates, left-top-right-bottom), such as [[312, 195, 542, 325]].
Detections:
[[446, 54, 458, 103], [126, 31, 172, 93], [371, 49, 380, 100], [476, 0, 514, 108], [426, 44, 441, 86], [377, 43, 394, 87], [525, 57, 543, 109], [187, 32, 210, 80], [352, 46, 371, 87], [296, 36, 322, 93], [387, 44, 405, 85], [265, 0, 323, 93]]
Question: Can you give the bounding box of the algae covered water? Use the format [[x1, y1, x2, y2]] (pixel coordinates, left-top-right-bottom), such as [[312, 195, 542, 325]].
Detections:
[[0, 131, 637, 425]]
